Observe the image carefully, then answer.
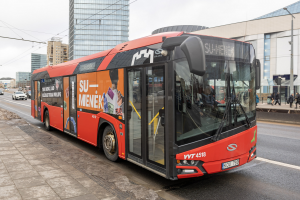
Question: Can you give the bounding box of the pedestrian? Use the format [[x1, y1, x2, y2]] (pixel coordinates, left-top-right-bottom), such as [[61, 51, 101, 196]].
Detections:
[[256, 94, 259, 106], [295, 92, 300, 109], [289, 93, 294, 108], [271, 92, 275, 105], [274, 92, 281, 106]]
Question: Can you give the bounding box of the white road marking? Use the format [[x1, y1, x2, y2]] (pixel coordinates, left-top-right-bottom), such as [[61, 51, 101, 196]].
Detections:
[[257, 157, 300, 171], [0, 99, 30, 107]]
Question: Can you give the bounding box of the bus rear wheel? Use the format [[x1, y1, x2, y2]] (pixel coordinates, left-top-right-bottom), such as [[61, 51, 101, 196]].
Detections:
[[102, 126, 118, 162], [44, 110, 52, 131]]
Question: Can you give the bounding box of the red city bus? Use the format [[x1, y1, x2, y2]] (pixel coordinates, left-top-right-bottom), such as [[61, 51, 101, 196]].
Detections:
[[31, 32, 261, 180]]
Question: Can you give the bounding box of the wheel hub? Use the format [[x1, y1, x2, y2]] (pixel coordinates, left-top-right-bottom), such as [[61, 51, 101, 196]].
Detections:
[[104, 132, 115, 155]]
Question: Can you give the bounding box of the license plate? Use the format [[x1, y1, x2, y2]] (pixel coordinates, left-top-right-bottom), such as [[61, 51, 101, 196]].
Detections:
[[222, 159, 239, 170]]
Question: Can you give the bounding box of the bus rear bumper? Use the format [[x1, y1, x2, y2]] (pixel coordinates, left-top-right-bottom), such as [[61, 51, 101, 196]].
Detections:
[[176, 148, 256, 179]]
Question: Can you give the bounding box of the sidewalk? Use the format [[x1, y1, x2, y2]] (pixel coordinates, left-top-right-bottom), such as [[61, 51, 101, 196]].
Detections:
[[0, 109, 159, 200], [257, 102, 300, 111]]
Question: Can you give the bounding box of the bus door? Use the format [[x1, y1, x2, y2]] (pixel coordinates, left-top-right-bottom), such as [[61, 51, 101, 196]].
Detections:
[[34, 81, 41, 120], [63, 76, 77, 137], [127, 65, 166, 172]]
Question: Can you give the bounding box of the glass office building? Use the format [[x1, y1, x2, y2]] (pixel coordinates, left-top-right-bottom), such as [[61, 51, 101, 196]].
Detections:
[[16, 72, 31, 83], [69, 0, 129, 60], [31, 53, 47, 73]]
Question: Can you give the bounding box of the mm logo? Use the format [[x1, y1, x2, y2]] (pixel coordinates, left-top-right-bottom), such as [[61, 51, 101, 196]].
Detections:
[[131, 49, 154, 66], [227, 144, 237, 151]]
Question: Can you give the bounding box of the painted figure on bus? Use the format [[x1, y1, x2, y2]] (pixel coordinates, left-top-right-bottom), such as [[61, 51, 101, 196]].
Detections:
[[104, 69, 124, 117]]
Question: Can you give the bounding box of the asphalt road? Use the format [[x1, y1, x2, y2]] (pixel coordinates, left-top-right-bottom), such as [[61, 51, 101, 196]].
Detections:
[[1, 89, 300, 200]]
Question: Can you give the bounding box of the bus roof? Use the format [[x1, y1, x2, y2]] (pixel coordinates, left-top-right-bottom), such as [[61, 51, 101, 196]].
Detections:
[[33, 32, 183, 77], [33, 31, 251, 78]]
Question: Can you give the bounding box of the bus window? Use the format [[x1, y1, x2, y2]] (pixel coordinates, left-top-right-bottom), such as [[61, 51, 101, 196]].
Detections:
[[146, 66, 165, 166], [127, 69, 142, 156]]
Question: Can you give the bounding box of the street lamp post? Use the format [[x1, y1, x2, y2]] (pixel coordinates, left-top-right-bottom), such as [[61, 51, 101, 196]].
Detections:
[[283, 7, 295, 96]]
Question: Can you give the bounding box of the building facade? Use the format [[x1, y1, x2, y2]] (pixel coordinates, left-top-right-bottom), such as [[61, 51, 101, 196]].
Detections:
[[0, 78, 16, 88], [16, 72, 31, 83], [193, 2, 300, 99], [47, 37, 69, 66], [69, 0, 129, 60], [31, 53, 47, 73]]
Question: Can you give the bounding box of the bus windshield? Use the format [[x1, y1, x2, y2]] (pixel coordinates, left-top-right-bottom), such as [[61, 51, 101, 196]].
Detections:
[[174, 58, 256, 144]]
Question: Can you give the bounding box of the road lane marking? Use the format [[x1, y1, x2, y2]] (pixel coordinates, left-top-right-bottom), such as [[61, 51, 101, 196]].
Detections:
[[0, 99, 30, 107], [257, 157, 300, 171]]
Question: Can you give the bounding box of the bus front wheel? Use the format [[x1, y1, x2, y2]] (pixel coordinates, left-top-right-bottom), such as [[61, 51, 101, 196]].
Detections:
[[44, 110, 52, 131], [102, 126, 118, 162]]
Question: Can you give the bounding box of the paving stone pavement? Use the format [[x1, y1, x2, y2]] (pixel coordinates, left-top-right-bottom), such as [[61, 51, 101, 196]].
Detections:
[[0, 119, 160, 200]]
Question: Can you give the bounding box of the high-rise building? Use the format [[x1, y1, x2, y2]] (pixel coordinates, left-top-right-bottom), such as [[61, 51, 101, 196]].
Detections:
[[47, 37, 69, 66], [16, 72, 31, 83], [31, 53, 47, 73], [69, 0, 129, 60]]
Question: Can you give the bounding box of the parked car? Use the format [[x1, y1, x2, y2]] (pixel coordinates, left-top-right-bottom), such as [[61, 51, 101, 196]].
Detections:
[[26, 91, 31, 98], [12, 91, 27, 100], [0, 90, 3, 95]]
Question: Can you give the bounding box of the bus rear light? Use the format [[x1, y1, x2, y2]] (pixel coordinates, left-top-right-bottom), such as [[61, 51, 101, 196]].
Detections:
[[177, 160, 180, 164]]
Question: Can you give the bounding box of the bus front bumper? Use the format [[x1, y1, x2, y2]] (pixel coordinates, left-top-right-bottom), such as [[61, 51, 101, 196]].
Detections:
[[176, 147, 256, 179]]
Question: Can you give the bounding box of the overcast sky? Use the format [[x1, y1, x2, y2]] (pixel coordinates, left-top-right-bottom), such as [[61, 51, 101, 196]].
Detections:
[[0, 0, 298, 79]]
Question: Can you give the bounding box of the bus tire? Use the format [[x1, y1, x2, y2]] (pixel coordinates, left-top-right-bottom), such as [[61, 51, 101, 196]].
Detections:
[[44, 110, 52, 131], [102, 126, 118, 162]]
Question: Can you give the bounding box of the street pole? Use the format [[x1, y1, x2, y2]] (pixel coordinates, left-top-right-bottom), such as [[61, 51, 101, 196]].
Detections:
[[291, 16, 294, 96], [283, 7, 295, 96]]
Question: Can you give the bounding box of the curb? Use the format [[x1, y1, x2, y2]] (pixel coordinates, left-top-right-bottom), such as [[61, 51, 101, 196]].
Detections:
[[257, 119, 300, 126]]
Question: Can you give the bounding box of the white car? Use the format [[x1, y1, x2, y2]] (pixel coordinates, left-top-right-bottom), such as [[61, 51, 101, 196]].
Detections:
[[12, 91, 27, 100]]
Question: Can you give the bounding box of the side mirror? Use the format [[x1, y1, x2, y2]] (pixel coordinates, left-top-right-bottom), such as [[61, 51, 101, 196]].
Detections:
[[162, 36, 206, 76], [180, 36, 206, 76], [159, 109, 165, 126], [255, 59, 261, 90]]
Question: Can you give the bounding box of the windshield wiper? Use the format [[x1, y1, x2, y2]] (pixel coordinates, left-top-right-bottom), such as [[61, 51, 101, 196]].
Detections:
[[231, 77, 251, 129], [211, 96, 232, 142]]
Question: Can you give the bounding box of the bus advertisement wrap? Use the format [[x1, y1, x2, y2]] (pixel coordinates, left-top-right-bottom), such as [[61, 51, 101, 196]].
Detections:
[[77, 69, 124, 118]]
